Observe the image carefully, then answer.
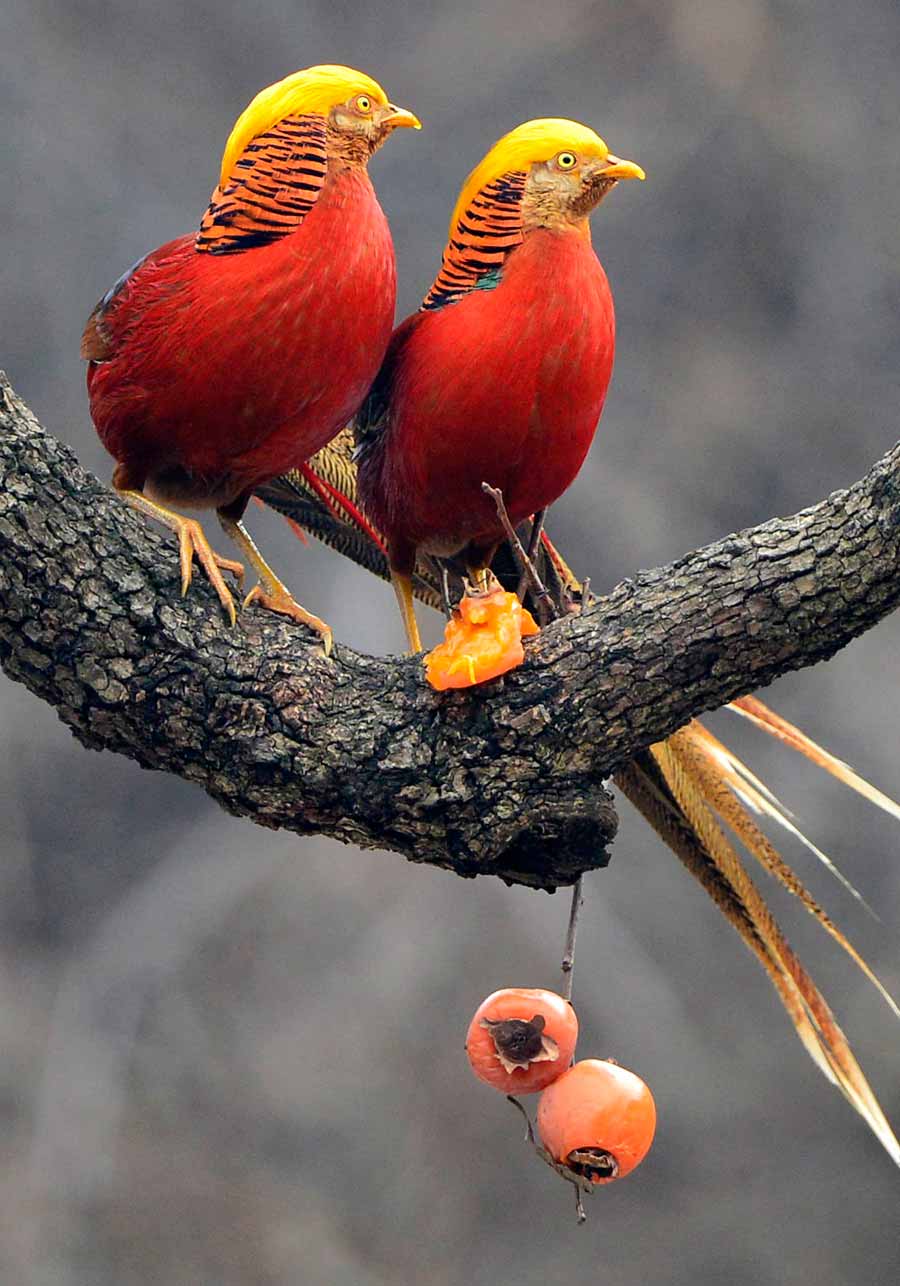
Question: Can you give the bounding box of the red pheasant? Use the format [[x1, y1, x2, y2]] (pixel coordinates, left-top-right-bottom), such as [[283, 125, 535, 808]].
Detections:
[[82, 65, 419, 650], [355, 117, 643, 651]]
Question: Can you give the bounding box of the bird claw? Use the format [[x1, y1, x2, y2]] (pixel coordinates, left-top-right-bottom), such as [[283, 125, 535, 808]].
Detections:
[[175, 518, 245, 626], [243, 585, 333, 657]]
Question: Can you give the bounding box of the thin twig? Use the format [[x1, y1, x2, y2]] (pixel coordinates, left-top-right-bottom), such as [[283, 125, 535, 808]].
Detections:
[[561, 876, 584, 1003], [507, 1093, 592, 1223], [526, 508, 547, 564], [517, 509, 547, 602], [482, 482, 554, 614], [506, 1094, 536, 1146], [439, 563, 453, 619]]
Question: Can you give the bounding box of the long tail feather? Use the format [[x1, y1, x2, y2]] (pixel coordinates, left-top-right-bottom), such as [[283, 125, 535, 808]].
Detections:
[[686, 723, 878, 916], [296, 460, 387, 553], [618, 746, 900, 1166], [675, 723, 899, 1019], [729, 695, 900, 823], [615, 754, 842, 1090]]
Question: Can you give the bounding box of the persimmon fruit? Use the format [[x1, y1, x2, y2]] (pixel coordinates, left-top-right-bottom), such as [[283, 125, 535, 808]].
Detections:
[[466, 988, 578, 1093], [537, 1058, 656, 1184]]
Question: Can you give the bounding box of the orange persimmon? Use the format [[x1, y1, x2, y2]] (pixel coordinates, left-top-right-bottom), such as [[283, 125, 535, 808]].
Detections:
[[537, 1059, 656, 1184], [425, 584, 539, 690], [466, 988, 578, 1093]]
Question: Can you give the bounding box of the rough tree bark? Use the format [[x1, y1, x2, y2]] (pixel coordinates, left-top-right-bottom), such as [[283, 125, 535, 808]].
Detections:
[[1, 372, 899, 888]]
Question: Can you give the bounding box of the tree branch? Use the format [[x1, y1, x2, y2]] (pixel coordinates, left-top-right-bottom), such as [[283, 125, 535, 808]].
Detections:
[[2, 372, 899, 889]]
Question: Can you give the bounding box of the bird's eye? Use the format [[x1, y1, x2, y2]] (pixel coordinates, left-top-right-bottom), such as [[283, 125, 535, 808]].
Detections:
[[355, 95, 372, 114], [556, 152, 578, 170]]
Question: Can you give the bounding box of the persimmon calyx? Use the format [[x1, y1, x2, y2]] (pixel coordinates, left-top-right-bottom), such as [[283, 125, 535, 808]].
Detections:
[[566, 1148, 619, 1183], [480, 1013, 560, 1074]]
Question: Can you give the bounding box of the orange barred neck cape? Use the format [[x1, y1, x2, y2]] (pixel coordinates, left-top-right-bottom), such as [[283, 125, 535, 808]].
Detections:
[[196, 114, 328, 255]]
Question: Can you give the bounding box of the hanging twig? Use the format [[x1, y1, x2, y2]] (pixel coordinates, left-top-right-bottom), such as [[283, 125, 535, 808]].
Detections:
[[504, 867, 589, 1224], [507, 1093, 537, 1146], [561, 876, 584, 1003]]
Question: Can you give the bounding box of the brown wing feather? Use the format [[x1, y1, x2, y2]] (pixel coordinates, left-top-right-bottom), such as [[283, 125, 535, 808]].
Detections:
[[80, 310, 114, 361]]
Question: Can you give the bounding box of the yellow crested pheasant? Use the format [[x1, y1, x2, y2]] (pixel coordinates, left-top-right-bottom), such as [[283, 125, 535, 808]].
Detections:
[[256, 119, 900, 1166], [82, 65, 420, 650]]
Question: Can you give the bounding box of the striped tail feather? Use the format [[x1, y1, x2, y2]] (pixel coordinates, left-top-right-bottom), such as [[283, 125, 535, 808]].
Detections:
[[616, 748, 900, 1167], [728, 695, 900, 824], [670, 722, 898, 1017], [255, 454, 900, 1163]]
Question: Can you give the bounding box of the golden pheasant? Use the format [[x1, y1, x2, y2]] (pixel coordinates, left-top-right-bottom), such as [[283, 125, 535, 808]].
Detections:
[[82, 65, 420, 651]]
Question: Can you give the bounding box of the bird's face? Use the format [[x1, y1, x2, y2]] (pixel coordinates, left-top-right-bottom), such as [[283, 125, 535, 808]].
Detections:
[[523, 147, 645, 229], [329, 93, 421, 159], [446, 120, 643, 244]]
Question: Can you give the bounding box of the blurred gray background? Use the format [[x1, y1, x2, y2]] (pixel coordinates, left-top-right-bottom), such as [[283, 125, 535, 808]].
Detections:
[[2, 1, 900, 1283]]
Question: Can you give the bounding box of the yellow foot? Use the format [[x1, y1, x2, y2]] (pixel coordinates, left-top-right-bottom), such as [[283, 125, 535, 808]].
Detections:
[[176, 519, 245, 627], [114, 487, 245, 626], [243, 585, 333, 657], [389, 569, 422, 654], [466, 566, 494, 593]]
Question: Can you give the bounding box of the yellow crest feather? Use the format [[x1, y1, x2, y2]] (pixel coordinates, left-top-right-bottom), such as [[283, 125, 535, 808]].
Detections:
[[447, 118, 610, 238], [220, 65, 389, 187]]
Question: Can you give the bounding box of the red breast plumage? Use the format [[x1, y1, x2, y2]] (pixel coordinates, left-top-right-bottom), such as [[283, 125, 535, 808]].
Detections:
[[363, 227, 614, 557], [87, 169, 395, 491]]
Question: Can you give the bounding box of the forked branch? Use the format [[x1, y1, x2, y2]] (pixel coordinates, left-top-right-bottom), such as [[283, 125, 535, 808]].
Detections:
[[1, 372, 899, 889]]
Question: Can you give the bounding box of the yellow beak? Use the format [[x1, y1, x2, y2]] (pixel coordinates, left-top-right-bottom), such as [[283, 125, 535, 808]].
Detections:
[[382, 104, 422, 130], [603, 154, 645, 181]]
